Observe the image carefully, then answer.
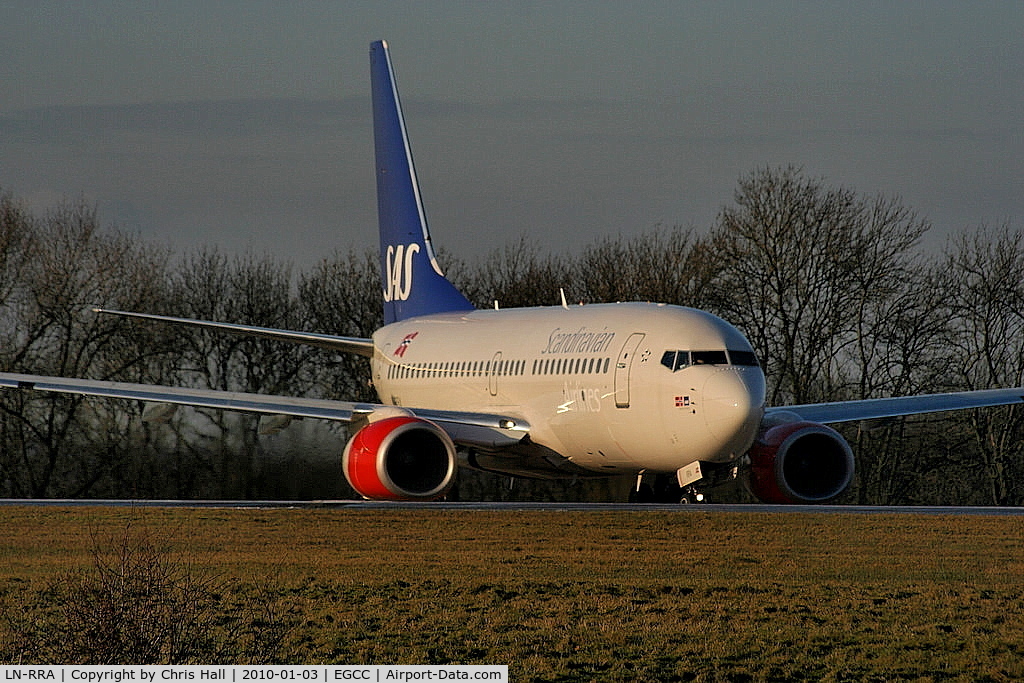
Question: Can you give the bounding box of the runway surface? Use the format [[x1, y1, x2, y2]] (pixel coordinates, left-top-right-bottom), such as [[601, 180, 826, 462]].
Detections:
[[2, 499, 1024, 515]]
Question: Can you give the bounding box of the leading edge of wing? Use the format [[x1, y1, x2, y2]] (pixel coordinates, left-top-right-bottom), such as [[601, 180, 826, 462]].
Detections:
[[773, 386, 1024, 425], [94, 308, 375, 357], [0, 372, 529, 449]]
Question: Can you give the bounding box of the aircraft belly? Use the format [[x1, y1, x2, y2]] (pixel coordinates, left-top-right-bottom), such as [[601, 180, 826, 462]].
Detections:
[[548, 413, 635, 471]]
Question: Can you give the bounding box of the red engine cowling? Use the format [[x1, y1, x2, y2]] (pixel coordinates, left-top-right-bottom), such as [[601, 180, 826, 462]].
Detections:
[[746, 421, 855, 504], [342, 416, 457, 501]]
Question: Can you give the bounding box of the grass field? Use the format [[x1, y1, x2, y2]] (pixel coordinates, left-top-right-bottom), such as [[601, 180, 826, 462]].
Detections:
[[2, 506, 1024, 681]]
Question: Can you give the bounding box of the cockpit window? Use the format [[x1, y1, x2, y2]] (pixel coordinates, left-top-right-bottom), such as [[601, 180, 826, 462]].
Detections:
[[661, 350, 695, 371], [728, 350, 760, 367], [661, 349, 759, 371], [691, 350, 728, 366], [660, 351, 682, 371]]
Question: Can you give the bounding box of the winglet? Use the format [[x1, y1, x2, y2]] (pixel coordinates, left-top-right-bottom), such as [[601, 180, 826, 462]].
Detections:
[[370, 40, 475, 324]]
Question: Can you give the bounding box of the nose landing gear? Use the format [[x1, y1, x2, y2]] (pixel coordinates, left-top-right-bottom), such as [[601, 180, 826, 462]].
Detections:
[[630, 463, 737, 504], [681, 486, 705, 504], [630, 473, 706, 504]]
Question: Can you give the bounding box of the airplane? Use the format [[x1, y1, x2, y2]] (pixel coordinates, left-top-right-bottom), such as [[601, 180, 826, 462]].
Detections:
[[2, 39, 1024, 504]]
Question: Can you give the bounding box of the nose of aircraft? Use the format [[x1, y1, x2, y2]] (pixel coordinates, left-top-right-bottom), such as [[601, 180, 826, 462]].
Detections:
[[702, 369, 765, 456]]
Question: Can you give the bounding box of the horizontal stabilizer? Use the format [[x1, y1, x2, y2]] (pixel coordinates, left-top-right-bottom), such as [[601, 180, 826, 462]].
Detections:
[[94, 308, 375, 357]]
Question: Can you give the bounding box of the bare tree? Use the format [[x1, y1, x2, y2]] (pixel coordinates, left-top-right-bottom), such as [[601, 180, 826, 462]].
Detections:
[[4, 181, 1023, 505], [0, 197, 172, 497], [298, 248, 380, 404], [940, 224, 1024, 505], [459, 236, 566, 308], [163, 249, 313, 498], [710, 166, 929, 406], [574, 225, 719, 308], [848, 262, 957, 504]]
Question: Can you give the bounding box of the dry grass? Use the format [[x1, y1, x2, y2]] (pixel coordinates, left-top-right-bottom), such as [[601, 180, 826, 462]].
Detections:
[[2, 506, 1024, 680]]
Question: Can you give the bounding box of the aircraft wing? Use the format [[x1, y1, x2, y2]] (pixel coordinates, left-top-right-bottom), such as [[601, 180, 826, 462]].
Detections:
[[93, 308, 375, 357], [771, 386, 1024, 425], [0, 372, 529, 449]]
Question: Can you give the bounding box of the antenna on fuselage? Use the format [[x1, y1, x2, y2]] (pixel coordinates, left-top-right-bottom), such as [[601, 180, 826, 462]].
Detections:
[[559, 288, 569, 310]]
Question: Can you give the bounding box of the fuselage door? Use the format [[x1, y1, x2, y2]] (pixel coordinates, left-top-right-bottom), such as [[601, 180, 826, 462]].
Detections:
[[489, 351, 502, 397], [614, 333, 645, 408]]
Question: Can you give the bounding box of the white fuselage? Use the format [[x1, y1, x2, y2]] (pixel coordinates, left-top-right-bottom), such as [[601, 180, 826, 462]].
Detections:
[[370, 302, 767, 476]]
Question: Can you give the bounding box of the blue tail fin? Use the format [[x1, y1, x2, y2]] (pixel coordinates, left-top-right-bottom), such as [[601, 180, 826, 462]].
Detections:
[[370, 40, 475, 325]]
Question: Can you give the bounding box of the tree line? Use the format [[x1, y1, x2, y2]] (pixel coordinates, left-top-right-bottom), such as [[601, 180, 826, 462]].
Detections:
[[2, 166, 1023, 504]]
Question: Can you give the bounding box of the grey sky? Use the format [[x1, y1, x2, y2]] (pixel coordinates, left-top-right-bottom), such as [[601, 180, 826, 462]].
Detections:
[[2, 2, 1022, 267]]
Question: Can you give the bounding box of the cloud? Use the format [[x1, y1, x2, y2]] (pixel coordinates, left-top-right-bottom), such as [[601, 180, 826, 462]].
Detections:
[[1, 91, 1022, 272], [0, 98, 367, 144]]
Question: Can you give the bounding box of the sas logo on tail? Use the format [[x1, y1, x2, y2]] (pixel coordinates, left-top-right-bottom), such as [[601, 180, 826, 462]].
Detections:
[[383, 243, 419, 302]]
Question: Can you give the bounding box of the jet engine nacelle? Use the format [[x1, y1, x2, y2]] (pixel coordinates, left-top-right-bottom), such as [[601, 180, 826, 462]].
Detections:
[[746, 421, 855, 504], [342, 416, 457, 501]]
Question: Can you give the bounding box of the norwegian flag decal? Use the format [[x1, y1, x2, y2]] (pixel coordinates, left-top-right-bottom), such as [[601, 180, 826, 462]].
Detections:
[[675, 395, 690, 407], [394, 331, 419, 357]]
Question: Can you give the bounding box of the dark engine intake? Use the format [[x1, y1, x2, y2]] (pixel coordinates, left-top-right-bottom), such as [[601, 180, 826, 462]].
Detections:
[[746, 421, 855, 504], [343, 416, 457, 500]]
